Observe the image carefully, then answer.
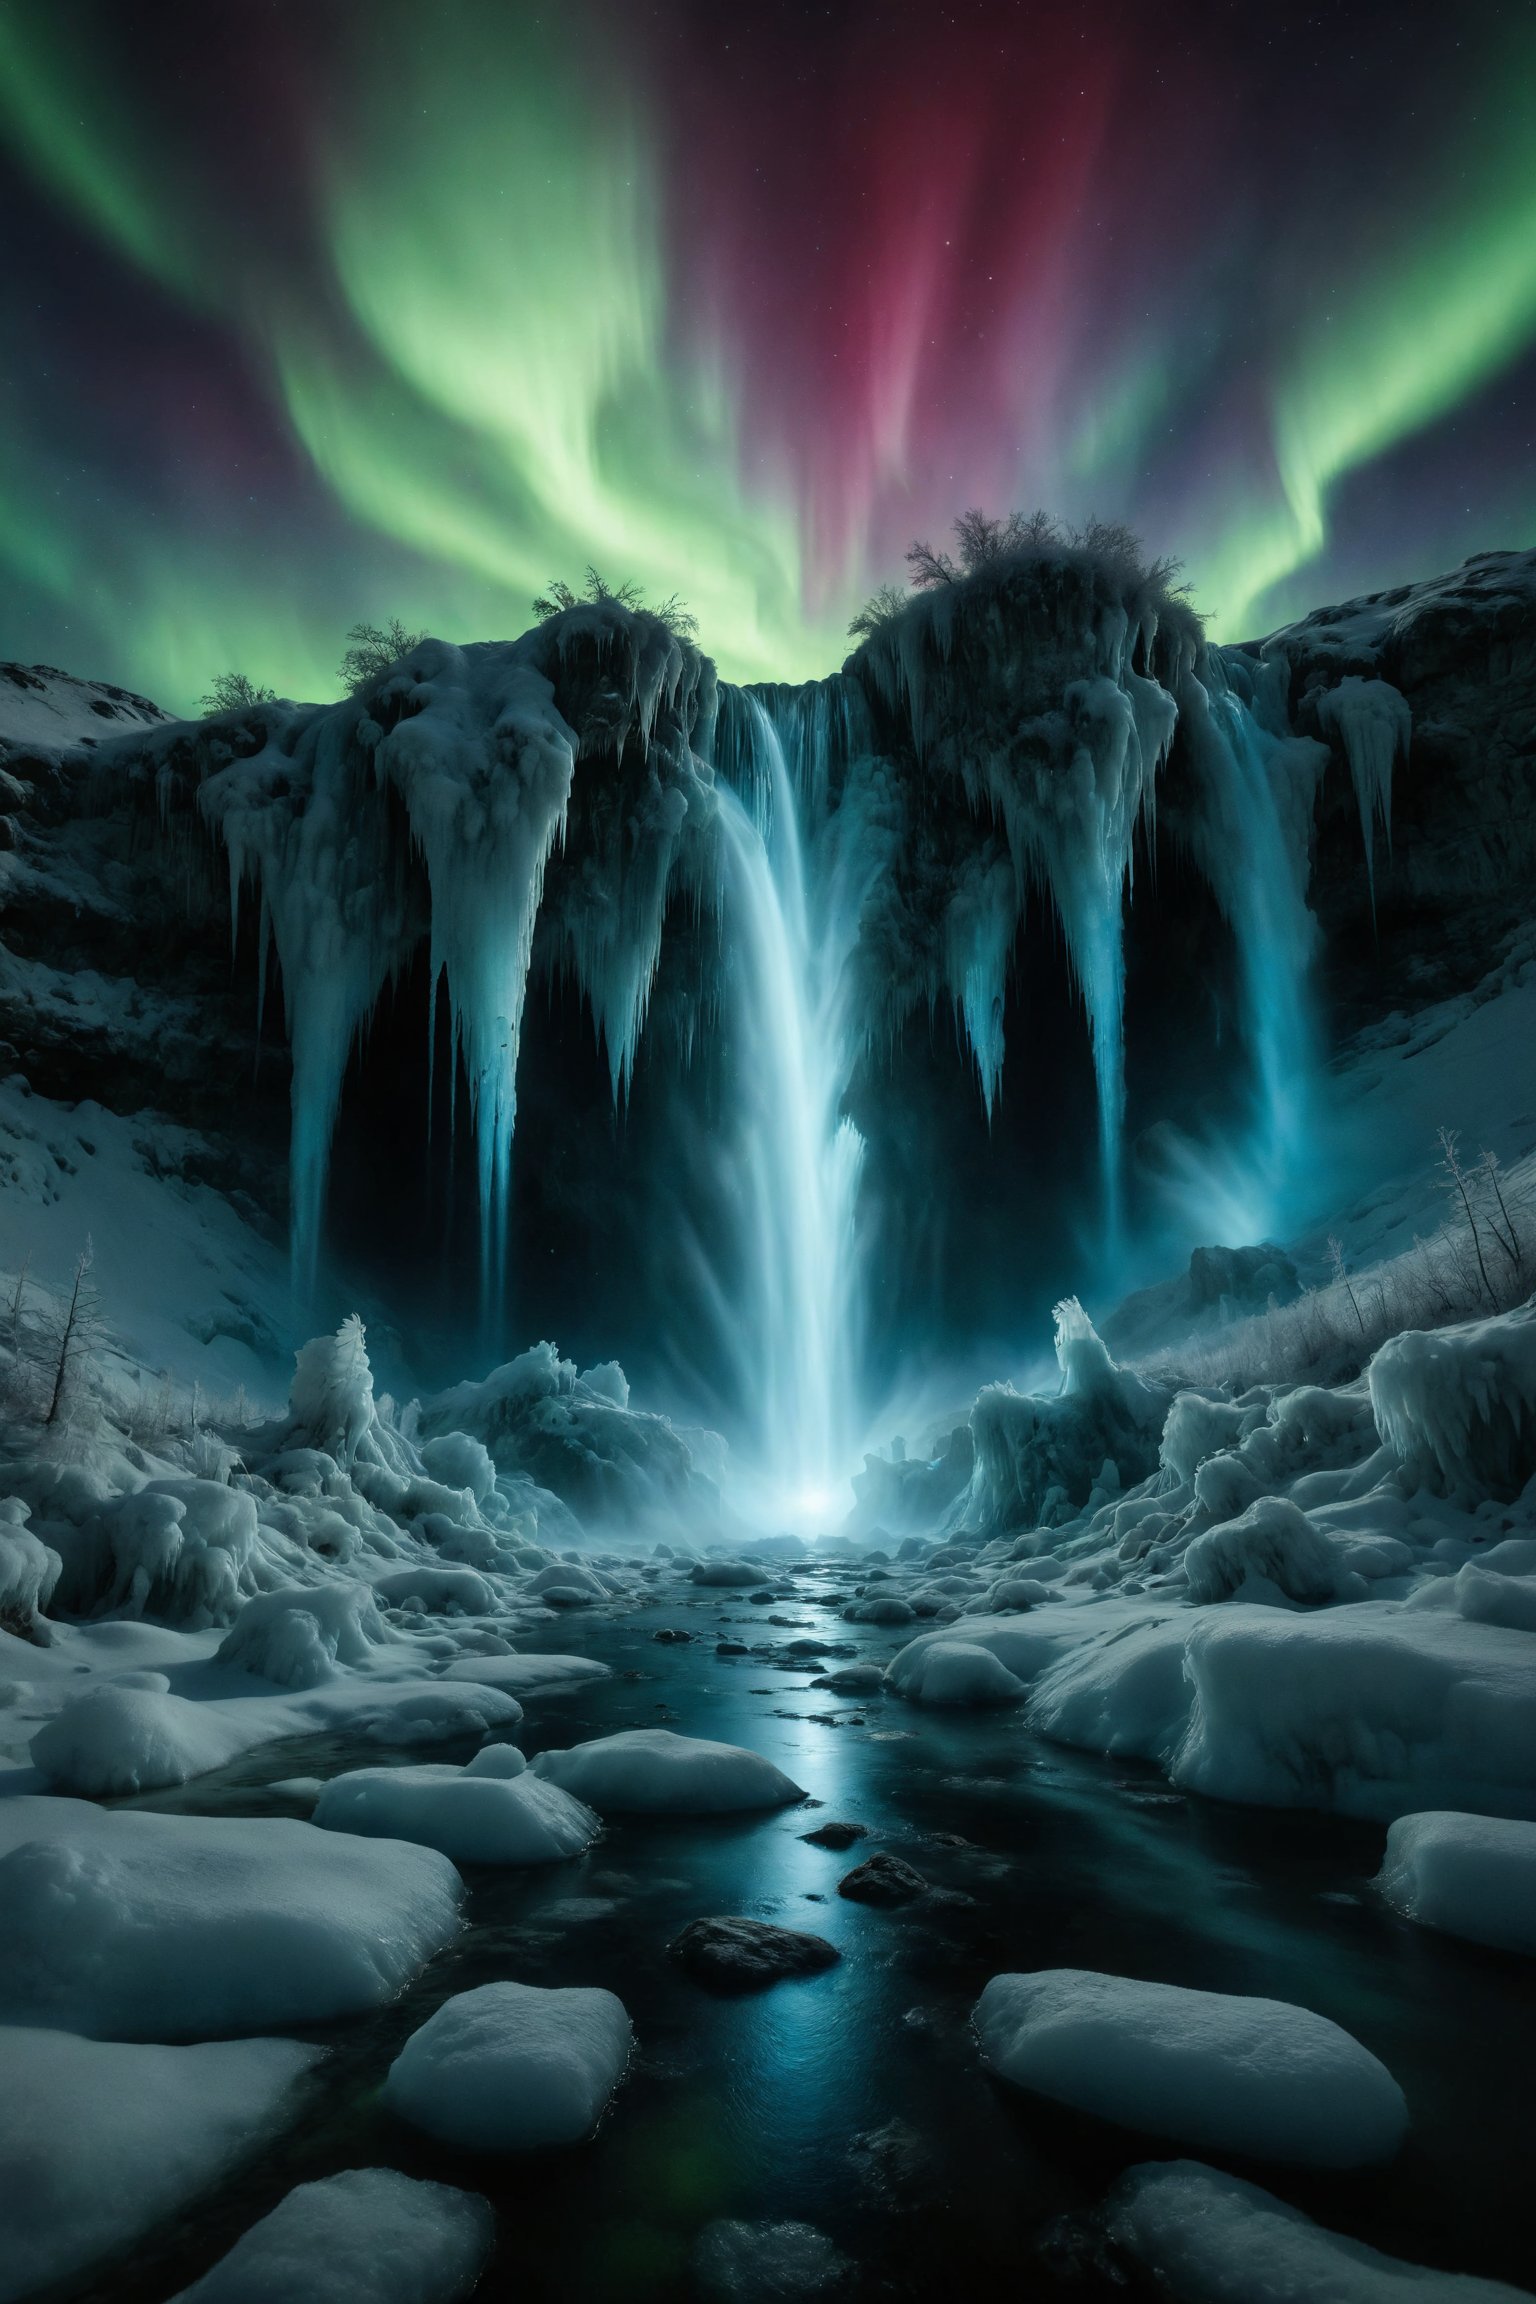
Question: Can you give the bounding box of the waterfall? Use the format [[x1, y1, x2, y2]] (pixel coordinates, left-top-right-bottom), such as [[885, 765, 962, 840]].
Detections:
[[1181, 658, 1328, 1239], [713, 694, 865, 1516]]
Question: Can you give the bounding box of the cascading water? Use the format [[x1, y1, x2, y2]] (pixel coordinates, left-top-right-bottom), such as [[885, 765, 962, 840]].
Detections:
[[713, 693, 866, 1518], [1178, 656, 1328, 1240]]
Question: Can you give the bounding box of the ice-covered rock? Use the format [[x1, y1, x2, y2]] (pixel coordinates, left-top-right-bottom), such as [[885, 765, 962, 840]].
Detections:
[[56, 1478, 260, 1625], [29, 1680, 252, 1795], [1102, 2158, 1532, 2303], [374, 1564, 499, 1614], [1027, 1614, 1193, 1761], [1370, 1303, 1536, 1501], [0, 1799, 462, 2037], [0, 2026, 320, 2304], [216, 1582, 391, 1688], [0, 1503, 60, 1637], [1376, 1810, 1536, 1956], [384, 1979, 633, 2150], [974, 1968, 1407, 2165], [169, 2168, 494, 2304], [418, 1431, 498, 1504], [1183, 1496, 1358, 1608], [532, 1728, 804, 1813], [691, 1558, 771, 1587], [887, 1610, 1092, 1704], [960, 1301, 1169, 1533], [314, 1760, 599, 1865]]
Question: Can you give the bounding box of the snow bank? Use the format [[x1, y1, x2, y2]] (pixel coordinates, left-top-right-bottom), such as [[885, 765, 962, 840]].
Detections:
[[0, 2026, 319, 2304], [1028, 1615, 1193, 1761], [0, 1799, 462, 2037], [888, 1609, 1103, 1704], [1103, 2159, 1531, 2303], [973, 1969, 1406, 2166], [170, 2168, 494, 2304], [531, 1727, 803, 1814], [314, 1761, 599, 1865], [1370, 1303, 1536, 1501], [1376, 1810, 1536, 1956], [1170, 1603, 1536, 1819], [29, 1680, 252, 1795], [384, 1980, 632, 2150]]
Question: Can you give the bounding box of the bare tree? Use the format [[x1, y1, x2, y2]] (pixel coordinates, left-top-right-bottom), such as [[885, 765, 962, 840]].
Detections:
[[339, 619, 428, 693], [1438, 1127, 1496, 1306], [44, 1238, 99, 1427], [200, 671, 276, 714]]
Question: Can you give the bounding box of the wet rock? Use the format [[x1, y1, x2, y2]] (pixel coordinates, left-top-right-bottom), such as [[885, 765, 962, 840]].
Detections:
[[801, 1821, 868, 1852], [837, 1853, 930, 1906], [810, 1665, 886, 1696], [692, 2216, 850, 2298], [652, 1627, 695, 1644], [668, 1916, 840, 1992], [715, 1640, 750, 1656]]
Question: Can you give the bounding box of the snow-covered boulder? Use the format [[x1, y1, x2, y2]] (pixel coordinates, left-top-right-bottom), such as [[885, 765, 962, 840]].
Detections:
[[314, 1761, 599, 1865], [960, 1302, 1169, 1533], [531, 1728, 803, 1814], [216, 1582, 390, 1688], [0, 2028, 321, 2304], [384, 1980, 632, 2150], [29, 1680, 251, 1796], [1455, 1563, 1536, 1634], [973, 1969, 1407, 2166], [1376, 1810, 1536, 1956], [169, 2169, 494, 2304], [58, 1479, 260, 1625], [374, 1564, 498, 1615], [886, 1638, 1027, 1705], [439, 1651, 608, 1701], [1183, 1496, 1358, 1608], [0, 1799, 462, 2038], [1102, 2158, 1529, 2304], [1370, 1302, 1536, 1501], [887, 1611, 1091, 1704]]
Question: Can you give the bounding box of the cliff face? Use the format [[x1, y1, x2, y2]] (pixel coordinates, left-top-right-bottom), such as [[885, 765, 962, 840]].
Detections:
[[0, 548, 1531, 1408]]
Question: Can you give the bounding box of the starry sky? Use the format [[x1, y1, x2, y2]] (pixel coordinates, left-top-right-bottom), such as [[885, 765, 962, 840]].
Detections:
[[2, 0, 1534, 711]]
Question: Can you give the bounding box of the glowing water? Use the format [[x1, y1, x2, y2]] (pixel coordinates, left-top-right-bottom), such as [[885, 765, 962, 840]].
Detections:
[[715, 695, 865, 1515]]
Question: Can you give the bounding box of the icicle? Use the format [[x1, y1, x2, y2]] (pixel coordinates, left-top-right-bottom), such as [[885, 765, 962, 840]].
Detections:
[[1315, 676, 1411, 914]]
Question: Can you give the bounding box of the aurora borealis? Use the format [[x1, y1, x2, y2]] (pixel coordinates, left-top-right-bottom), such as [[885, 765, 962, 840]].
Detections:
[[2, 0, 1535, 713]]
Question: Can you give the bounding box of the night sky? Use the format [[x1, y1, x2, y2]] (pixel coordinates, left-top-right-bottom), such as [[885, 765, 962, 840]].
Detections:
[[2, 0, 1534, 711]]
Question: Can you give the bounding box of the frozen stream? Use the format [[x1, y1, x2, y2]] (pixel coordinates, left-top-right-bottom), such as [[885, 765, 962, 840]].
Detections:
[[90, 1572, 1536, 2303]]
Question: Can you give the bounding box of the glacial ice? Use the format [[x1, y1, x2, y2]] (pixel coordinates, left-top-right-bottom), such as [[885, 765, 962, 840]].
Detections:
[[383, 1979, 633, 2150], [0, 2027, 321, 2304], [169, 2169, 494, 2304], [973, 1969, 1408, 2165]]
